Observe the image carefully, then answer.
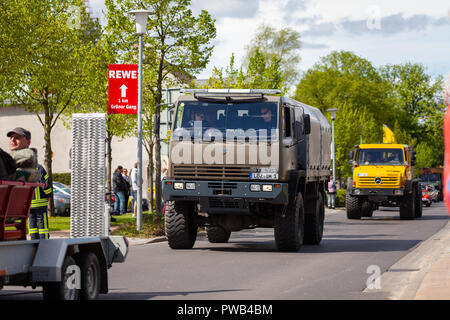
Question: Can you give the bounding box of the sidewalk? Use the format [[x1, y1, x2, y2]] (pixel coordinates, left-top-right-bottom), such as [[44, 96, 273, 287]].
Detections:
[[325, 207, 450, 300], [49, 226, 165, 246]]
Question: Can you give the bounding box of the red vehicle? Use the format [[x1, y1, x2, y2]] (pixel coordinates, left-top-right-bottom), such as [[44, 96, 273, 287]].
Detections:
[[421, 186, 432, 207]]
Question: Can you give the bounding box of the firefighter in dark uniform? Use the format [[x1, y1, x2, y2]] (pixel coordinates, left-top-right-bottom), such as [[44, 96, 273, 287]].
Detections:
[[7, 127, 52, 239], [29, 164, 52, 239]]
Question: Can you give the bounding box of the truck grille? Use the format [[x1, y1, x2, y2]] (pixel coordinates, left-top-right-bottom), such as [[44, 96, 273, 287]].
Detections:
[[358, 176, 400, 187], [208, 198, 240, 209], [173, 165, 251, 181]]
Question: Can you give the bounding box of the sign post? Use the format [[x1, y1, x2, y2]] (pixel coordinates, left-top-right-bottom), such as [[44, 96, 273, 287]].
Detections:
[[108, 64, 138, 115]]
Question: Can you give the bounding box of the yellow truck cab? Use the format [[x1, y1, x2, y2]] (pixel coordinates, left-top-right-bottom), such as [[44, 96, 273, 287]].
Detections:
[[346, 143, 422, 220]]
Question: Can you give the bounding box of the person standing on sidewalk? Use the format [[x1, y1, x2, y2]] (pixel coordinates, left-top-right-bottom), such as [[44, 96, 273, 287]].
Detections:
[[327, 174, 337, 209], [113, 165, 127, 215], [7, 127, 52, 239], [122, 168, 131, 213], [130, 163, 139, 217]]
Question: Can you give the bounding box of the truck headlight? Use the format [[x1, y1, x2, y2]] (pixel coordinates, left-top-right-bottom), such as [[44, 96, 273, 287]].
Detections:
[[250, 184, 261, 192], [185, 182, 196, 190], [174, 182, 184, 190], [262, 184, 273, 192], [354, 189, 361, 195], [394, 189, 404, 195]]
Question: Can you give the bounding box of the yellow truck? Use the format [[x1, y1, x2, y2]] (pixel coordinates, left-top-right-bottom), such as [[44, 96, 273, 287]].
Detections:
[[346, 143, 422, 220]]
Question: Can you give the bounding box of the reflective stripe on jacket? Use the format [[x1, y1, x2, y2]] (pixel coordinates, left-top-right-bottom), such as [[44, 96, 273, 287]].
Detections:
[[31, 165, 52, 209]]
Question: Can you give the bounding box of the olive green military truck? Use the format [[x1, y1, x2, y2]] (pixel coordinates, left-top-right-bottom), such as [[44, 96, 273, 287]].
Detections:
[[162, 89, 332, 252]]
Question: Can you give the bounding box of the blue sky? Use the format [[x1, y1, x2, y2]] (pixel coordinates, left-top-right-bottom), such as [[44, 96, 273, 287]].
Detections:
[[88, 0, 450, 80]]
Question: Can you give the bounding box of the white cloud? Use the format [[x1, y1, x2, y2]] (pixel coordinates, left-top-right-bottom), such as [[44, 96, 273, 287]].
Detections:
[[85, 0, 450, 79]]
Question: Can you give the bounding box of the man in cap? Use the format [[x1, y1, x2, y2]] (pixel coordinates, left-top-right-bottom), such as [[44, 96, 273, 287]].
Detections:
[[7, 127, 52, 240]]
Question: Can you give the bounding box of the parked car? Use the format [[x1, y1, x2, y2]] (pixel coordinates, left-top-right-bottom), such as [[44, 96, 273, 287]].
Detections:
[[53, 182, 71, 216]]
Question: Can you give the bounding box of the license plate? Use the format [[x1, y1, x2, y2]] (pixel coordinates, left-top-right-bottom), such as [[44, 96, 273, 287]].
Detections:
[[250, 173, 279, 180]]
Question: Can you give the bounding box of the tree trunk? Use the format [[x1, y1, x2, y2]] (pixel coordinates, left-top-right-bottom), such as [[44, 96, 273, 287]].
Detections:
[[42, 98, 55, 217], [154, 56, 164, 222]]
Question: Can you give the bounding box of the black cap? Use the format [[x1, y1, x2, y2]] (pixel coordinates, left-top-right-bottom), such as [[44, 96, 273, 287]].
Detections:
[[7, 127, 31, 140]]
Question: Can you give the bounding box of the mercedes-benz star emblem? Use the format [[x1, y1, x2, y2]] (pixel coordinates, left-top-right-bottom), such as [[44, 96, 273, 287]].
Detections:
[[375, 177, 382, 184]]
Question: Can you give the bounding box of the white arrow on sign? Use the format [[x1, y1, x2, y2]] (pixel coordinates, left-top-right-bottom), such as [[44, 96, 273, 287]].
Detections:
[[120, 84, 128, 98]]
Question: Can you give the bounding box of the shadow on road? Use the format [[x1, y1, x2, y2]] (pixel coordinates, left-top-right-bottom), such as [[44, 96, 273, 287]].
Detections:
[[101, 288, 248, 300]]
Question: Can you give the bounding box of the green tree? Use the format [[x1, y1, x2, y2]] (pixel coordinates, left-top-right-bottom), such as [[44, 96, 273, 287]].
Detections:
[[105, 0, 216, 219], [380, 63, 445, 167], [243, 24, 301, 89], [202, 50, 285, 92], [0, 0, 101, 216], [294, 51, 392, 177]]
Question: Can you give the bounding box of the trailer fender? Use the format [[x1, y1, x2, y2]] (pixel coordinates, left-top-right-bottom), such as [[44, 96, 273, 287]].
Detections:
[[30, 238, 103, 283]]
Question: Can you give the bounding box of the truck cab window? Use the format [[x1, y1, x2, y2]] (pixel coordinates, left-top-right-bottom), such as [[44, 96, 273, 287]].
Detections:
[[283, 106, 292, 137]]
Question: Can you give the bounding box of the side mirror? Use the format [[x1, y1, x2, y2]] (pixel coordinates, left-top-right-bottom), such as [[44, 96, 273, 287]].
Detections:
[[303, 114, 311, 135], [348, 150, 354, 160]]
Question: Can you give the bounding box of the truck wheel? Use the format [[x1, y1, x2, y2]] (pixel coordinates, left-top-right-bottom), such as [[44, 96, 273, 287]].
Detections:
[[165, 201, 197, 249], [77, 252, 101, 300], [361, 200, 373, 217], [206, 226, 231, 243], [304, 192, 324, 245], [346, 193, 361, 219], [42, 255, 79, 300], [274, 192, 304, 252], [415, 188, 423, 218], [400, 190, 416, 220]]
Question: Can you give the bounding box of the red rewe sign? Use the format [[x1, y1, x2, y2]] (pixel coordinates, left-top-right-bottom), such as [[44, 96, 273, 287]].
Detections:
[[108, 64, 138, 114]]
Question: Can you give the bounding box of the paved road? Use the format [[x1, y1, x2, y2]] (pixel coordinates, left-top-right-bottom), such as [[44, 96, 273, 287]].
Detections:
[[1, 202, 448, 300], [103, 202, 448, 300]]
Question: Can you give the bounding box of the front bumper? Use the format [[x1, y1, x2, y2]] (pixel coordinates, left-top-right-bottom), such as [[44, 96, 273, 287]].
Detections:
[[162, 180, 288, 213], [348, 188, 405, 196]]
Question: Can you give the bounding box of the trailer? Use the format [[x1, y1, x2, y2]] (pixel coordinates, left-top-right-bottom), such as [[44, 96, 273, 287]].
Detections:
[[0, 180, 128, 300], [0, 114, 128, 300]]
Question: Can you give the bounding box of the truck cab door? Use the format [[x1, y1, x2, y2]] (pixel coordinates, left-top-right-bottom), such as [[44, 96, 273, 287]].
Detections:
[[281, 105, 297, 173]]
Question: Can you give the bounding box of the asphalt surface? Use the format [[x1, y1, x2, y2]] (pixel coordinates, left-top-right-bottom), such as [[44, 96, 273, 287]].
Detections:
[[1, 202, 448, 300]]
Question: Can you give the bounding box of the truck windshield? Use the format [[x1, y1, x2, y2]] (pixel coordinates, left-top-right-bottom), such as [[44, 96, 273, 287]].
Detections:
[[173, 101, 278, 140], [358, 148, 404, 165]]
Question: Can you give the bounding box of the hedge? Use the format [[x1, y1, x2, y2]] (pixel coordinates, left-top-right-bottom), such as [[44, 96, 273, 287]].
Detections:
[[53, 172, 71, 186]]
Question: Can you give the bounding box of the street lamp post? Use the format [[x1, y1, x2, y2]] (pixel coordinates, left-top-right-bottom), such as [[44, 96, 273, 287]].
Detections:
[[327, 108, 339, 184], [128, 9, 154, 231]]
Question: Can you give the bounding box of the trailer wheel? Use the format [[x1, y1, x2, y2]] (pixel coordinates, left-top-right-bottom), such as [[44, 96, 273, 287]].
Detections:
[[304, 192, 324, 245], [165, 201, 197, 249], [42, 255, 79, 301], [77, 252, 101, 300], [346, 194, 362, 219], [400, 189, 416, 220], [274, 192, 304, 252], [206, 226, 231, 243]]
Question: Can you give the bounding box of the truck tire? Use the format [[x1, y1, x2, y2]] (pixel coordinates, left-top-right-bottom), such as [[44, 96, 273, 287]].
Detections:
[[206, 226, 231, 243], [304, 192, 324, 245], [77, 252, 101, 300], [42, 255, 79, 301], [274, 192, 304, 252], [361, 200, 374, 218], [346, 193, 362, 219], [415, 185, 423, 218], [165, 201, 197, 249], [400, 190, 416, 220]]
